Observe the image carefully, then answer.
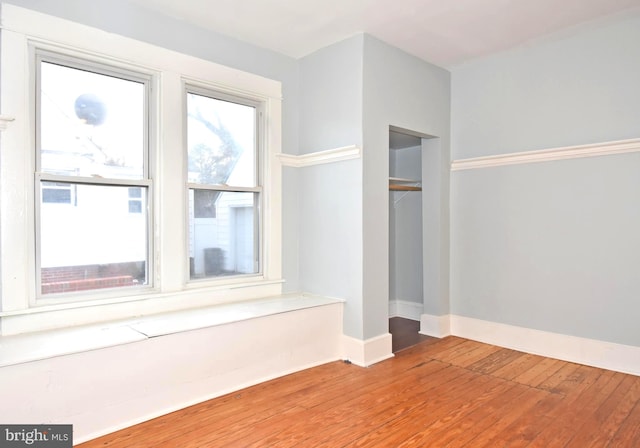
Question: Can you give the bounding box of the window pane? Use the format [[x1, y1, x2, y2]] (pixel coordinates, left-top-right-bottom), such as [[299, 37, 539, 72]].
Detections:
[[40, 61, 145, 179], [40, 183, 148, 294], [189, 190, 258, 279], [187, 93, 256, 187]]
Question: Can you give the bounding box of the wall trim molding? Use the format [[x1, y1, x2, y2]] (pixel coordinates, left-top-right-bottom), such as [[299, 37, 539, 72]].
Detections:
[[419, 313, 451, 338], [0, 115, 15, 131], [389, 300, 422, 321], [341, 333, 393, 367], [277, 145, 361, 168], [451, 138, 640, 171], [433, 314, 640, 376]]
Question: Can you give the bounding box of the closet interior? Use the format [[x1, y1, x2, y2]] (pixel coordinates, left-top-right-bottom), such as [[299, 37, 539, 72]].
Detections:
[[388, 128, 425, 352]]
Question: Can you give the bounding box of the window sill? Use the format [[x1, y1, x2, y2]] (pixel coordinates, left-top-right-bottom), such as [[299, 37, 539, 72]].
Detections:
[[0, 293, 343, 368], [0, 279, 286, 335]]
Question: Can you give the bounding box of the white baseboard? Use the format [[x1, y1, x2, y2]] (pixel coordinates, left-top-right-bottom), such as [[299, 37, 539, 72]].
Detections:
[[342, 333, 394, 367], [419, 313, 451, 338], [389, 300, 423, 321], [448, 315, 640, 377]]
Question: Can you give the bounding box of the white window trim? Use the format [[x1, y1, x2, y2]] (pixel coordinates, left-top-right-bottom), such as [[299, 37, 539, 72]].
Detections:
[[0, 4, 283, 335]]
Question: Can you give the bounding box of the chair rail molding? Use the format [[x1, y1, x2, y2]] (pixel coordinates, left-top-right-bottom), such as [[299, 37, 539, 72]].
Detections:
[[277, 145, 361, 168], [452, 138, 640, 171]]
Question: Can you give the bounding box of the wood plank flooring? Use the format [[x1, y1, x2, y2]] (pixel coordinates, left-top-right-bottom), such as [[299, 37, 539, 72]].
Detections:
[[78, 336, 640, 447]]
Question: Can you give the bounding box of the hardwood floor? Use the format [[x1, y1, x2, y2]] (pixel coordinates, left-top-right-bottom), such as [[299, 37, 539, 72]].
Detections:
[[79, 337, 640, 447]]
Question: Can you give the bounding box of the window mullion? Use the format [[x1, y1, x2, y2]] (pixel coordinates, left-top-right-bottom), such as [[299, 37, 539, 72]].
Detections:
[[156, 71, 187, 292]]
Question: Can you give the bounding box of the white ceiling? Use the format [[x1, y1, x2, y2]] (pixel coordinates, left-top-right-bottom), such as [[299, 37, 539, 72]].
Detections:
[[129, 0, 640, 67]]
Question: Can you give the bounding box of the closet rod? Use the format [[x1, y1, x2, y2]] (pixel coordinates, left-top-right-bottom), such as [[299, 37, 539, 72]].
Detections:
[[389, 184, 422, 191]]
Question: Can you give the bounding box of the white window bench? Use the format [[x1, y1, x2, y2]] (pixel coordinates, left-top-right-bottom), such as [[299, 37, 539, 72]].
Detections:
[[0, 293, 343, 368]]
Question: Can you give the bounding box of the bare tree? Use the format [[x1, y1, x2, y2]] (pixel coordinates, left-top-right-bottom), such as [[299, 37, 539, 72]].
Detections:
[[188, 107, 242, 185]]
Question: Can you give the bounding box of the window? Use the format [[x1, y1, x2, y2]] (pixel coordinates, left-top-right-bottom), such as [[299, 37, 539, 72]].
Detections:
[[186, 90, 261, 280], [0, 4, 282, 335], [36, 54, 151, 296]]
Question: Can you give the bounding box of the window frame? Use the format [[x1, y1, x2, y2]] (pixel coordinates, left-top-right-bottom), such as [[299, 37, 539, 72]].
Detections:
[[0, 4, 283, 336], [34, 50, 154, 301], [185, 85, 264, 283]]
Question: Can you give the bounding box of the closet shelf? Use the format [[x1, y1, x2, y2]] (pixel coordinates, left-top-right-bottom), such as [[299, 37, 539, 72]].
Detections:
[[389, 177, 421, 191], [389, 177, 418, 183]]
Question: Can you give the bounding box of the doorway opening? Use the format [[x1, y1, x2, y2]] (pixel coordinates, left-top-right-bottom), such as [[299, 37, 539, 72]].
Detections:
[[388, 126, 433, 352]]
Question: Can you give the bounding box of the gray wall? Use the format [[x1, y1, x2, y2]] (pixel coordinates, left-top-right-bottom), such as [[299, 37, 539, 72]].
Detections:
[[298, 35, 363, 153], [452, 12, 640, 159], [362, 35, 451, 339], [421, 137, 449, 317], [7, 0, 303, 292], [297, 34, 452, 341], [297, 36, 364, 339], [451, 11, 640, 346], [389, 146, 423, 304]]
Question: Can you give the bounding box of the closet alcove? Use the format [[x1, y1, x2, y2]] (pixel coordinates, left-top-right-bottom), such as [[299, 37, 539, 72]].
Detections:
[[388, 127, 427, 352]]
